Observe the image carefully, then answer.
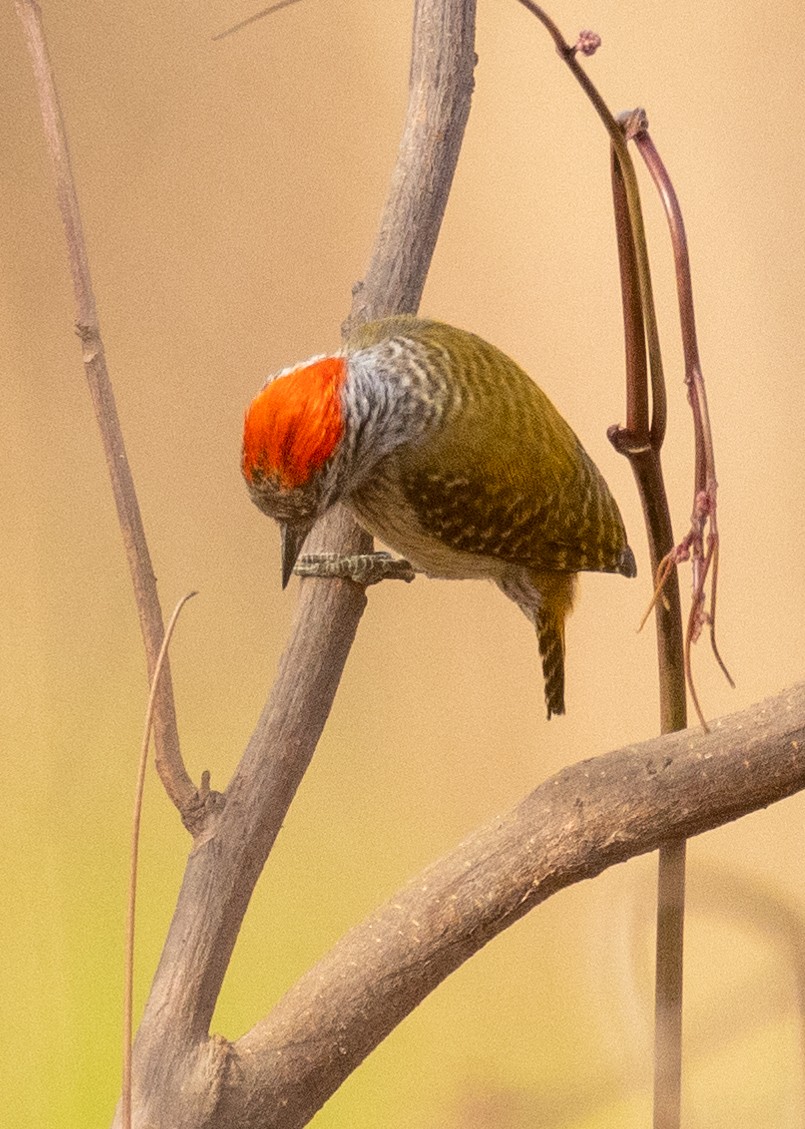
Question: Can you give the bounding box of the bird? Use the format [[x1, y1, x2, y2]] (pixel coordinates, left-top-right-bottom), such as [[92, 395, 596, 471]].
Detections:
[[242, 315, 636, 717]]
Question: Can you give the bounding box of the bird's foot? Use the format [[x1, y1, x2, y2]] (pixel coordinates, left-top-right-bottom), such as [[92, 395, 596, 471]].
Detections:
[[294, 551, 417, 587]]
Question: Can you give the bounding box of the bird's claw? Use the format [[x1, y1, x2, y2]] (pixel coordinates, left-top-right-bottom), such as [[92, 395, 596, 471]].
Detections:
[[294, 551, 417, 587]]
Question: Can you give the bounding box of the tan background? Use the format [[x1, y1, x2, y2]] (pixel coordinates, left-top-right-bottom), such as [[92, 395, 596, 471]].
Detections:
[[2, 1, 804, 1125]]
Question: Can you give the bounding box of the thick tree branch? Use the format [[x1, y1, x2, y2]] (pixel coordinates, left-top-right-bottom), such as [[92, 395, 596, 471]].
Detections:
[[118, 3, 478, 1124], [344, 0, 476, 331], [221, 683, 805, 1129]]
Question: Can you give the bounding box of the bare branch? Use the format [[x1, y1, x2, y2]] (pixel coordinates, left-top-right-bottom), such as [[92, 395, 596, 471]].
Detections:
[[220, 683, 805, 1129], [14, 0, 200, 824], [343, 0, 475, 331], [608, 110, 687, 1129], [607, 151, 685, 733], [118, 3, 478, 1122]]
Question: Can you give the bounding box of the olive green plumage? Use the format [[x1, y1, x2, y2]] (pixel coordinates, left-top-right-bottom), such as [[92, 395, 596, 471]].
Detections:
[[347, 316, 634, 579], [244, 315, 636, 718], [345, 317, 635, 717]]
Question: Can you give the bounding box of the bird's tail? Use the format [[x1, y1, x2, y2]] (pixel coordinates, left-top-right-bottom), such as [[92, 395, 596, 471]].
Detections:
[[533, 572, 576, 719], [496, 570, 576, 719], [536, 610, 566, 718]]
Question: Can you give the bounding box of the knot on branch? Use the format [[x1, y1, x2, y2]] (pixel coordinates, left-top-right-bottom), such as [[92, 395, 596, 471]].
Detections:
[[618, 106, 649, 141], [607, 422, 652, 457], [75, 321, 102, 364], [182, 771, 226, 837]]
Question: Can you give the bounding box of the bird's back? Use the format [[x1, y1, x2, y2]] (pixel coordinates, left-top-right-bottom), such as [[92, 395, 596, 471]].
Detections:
[[347, 317, 635, 579]]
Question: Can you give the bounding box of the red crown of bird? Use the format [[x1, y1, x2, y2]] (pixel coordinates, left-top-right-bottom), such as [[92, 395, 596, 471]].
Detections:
[[242, 354, 348, 493]]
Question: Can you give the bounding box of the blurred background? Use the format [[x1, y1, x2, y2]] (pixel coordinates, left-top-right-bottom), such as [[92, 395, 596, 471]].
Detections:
[[2, 1, 804, 1125]]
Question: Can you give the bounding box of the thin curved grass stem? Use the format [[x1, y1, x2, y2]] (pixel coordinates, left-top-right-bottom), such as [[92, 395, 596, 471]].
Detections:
[[123, 593, 197, 1129], [708, 541, 736, 687]]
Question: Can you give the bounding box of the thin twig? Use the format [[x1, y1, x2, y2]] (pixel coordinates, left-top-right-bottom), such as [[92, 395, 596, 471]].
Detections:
[[123, 593, 197, 1129], [609, 126, 687, 1129], [212, 0, 305, 42], [14, 0, 201, 826], [632, 124, 735, 709], [607, 150, 685, 729], [515, 1, 668, 448]]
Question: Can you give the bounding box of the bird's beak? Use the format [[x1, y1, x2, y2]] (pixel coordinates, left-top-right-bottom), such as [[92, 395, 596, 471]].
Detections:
[[280, 522, 312, 589]]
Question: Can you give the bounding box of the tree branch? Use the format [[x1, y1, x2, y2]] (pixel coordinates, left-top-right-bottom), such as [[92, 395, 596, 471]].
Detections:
[[118, 2, 478, 1123], [221, 682, 805, 1129], [344, 0, 476, 331], [14, 0, 200, 825]]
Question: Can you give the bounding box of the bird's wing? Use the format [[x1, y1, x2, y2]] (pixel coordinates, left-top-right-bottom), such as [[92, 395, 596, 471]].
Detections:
[[395, 345, 631, 575]]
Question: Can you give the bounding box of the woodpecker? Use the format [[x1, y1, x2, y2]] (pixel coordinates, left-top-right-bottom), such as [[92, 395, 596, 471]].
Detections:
[[242, 316, 636, 717]]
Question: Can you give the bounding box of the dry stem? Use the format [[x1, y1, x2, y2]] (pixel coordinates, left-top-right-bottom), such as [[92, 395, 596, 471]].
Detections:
[[631, 122, 735, 728], [14, 0, 201, 827], [512, 12, 692, 1128], [609, 122, 687, 1129]]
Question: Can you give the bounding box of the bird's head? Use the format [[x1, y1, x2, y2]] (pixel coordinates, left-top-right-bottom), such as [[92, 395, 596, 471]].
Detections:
[[242, 354, 347, 586]]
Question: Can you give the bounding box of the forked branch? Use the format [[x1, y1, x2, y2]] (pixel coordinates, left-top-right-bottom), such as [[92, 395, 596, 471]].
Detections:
[[110, 2, 479, 1124]]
